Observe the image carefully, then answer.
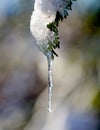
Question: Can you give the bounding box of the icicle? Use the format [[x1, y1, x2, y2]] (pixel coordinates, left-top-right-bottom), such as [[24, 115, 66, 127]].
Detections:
[[47, 53, 53, 112]]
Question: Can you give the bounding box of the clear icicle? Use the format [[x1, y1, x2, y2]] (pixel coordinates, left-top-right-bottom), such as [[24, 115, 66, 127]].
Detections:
[[47, 53, 53, 112]]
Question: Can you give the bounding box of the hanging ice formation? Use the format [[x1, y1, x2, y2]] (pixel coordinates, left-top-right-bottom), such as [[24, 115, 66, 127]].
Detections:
[[30, 0, 76, 112]]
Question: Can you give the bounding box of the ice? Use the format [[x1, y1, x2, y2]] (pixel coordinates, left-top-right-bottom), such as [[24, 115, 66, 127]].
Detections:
[[47, 53, 53, 112]]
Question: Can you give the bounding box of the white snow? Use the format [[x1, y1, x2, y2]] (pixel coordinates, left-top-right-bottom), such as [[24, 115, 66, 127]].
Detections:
[[30, 0, 56, 55]]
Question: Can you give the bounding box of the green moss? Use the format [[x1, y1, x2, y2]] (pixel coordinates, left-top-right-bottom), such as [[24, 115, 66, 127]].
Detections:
[[47, 0, 77, 59]]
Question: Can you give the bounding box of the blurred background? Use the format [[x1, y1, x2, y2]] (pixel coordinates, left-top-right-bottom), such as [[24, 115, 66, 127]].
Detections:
[[0, 0, 100, 130]]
